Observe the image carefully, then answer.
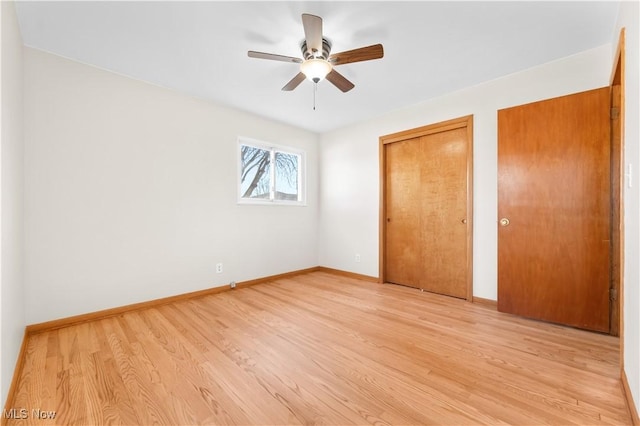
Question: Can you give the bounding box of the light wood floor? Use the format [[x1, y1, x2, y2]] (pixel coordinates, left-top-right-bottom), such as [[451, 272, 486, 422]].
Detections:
[[6, 272, 631, 425]]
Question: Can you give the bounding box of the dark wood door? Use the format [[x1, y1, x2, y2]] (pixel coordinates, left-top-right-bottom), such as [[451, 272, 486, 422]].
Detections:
[[497, 87, 611, 332], [384, 118, 471, 299]]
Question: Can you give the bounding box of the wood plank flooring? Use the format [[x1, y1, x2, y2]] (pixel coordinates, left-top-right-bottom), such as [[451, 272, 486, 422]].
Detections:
[[5, 272, 632, 425]]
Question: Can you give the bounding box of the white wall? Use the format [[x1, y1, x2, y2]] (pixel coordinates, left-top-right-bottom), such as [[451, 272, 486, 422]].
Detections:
[[319, 44, 612, 301], [0, 0, 25, 406], [23, 48, 319, 324], [615, 0, 640, 417]]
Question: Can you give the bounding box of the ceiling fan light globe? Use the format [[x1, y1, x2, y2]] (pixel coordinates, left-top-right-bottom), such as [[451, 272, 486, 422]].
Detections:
[[301, 59, 332, 83]]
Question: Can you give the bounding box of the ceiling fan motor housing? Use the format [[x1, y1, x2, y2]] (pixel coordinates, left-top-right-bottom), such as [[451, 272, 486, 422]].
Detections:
[[301, 38, 332, 60]]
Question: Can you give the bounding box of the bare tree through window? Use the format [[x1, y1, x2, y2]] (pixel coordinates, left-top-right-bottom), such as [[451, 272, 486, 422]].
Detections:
[[240, 145, 270, 198], [274, 152, 299, 200], [239, 142, 302, 202]]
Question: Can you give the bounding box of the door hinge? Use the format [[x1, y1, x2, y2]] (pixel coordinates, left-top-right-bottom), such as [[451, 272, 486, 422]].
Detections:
[[610, 107, 620, 120], [610, 288, 618, 301]]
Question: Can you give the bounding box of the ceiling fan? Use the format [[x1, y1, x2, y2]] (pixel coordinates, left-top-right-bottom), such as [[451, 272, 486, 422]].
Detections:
[[248, 13, 384, 93]]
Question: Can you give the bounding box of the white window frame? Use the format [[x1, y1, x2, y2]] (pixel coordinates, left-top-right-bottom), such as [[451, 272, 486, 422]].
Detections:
[[237, 137, 306, 206]]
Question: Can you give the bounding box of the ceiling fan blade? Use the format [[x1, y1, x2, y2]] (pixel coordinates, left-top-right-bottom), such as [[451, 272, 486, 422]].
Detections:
[[302, 13, 323, 57], [326, 69, 355, 93], [248, 51, 302, 64], [329, 44, 384, 66], [282, 72, 307, 91]]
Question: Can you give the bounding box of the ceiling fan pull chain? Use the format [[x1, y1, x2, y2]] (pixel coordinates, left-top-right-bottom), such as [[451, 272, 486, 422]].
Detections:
[[313, 82, 317, 110]]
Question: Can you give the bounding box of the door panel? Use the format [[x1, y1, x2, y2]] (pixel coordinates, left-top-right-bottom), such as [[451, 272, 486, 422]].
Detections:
[[419, 128, 468, 298], [385, 138, 422, 288], [497, 87, 610, 332], [383, 118, 471, 299]]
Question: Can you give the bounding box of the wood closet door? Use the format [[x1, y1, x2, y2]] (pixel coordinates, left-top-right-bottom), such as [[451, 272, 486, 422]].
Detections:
[[385, 138, 422, 288], [384, 124, 470, 299], [497, 87, 611, 332]]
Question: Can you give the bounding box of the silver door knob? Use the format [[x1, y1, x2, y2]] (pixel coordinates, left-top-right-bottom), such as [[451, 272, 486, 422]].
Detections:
[[499, 218, 510, 227]]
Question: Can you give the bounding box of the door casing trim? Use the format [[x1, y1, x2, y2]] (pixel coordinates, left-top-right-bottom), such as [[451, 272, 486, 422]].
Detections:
[[610, 27, 626, 378]]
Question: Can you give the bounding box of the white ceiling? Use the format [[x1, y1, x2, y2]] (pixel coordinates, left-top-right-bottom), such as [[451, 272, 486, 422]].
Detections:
[[14, 1, 620, 133]]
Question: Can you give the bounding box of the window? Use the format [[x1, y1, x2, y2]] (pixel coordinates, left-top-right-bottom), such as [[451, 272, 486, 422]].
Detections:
[[238, 138, 305, 205]]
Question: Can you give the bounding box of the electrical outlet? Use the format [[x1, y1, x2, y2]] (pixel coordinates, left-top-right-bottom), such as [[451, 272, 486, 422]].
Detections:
[[355, 253, 361, 263], [230, 281, 236, 289], [216, 263, 223, 273]]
